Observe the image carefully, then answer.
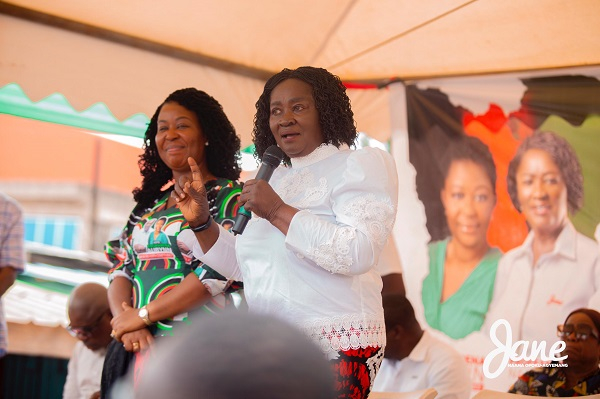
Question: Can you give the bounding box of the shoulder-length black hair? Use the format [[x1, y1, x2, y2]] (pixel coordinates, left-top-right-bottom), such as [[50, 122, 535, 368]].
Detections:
[[442, 135, 497, 195], [133, 88, 241, 210], [253, 66, 357, 165]]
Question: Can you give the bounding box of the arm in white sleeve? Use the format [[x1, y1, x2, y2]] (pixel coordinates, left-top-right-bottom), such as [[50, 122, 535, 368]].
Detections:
[[427, 352, 472, 399], [192, 224, 243, 281], [286, 148, 398, 276], [62, 344, 80, 399]]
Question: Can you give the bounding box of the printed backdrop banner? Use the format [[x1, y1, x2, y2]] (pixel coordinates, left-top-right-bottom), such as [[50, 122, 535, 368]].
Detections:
[[394, 66, 600, 393]]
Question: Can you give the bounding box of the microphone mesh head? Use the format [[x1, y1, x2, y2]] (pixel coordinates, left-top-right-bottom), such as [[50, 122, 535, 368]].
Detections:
[[262, 145, 285, 167]]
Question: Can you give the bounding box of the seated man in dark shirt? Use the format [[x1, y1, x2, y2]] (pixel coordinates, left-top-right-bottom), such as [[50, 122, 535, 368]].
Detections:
[[509, 308, 600, 396]]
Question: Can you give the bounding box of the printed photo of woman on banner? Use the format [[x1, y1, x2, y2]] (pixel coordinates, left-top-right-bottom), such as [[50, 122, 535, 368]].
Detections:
[[421, 135, 501, 340], [401, 68, 600, 394]]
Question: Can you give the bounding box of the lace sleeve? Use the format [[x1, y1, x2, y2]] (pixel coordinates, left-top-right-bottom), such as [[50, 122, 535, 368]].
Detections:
[[286, 148, 398, 275]]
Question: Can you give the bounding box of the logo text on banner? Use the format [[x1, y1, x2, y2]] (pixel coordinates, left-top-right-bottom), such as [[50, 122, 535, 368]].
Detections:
[[483, 319, 567, 379]]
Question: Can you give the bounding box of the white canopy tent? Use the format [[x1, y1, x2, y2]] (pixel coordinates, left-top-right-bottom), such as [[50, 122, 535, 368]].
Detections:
[[2, 0, 599, 147], [2, 0, 600, 375]]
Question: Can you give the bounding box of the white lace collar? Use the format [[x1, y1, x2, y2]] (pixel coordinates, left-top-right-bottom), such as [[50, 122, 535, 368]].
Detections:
[[290, 144, 349, 168]]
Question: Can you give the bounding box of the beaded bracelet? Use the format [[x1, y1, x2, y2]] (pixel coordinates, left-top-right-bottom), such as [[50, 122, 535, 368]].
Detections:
[[190, 216, 212, 232]]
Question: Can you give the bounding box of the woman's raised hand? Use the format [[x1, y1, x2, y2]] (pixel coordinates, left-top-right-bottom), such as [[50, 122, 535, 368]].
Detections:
[[173, 157, 211, 227]]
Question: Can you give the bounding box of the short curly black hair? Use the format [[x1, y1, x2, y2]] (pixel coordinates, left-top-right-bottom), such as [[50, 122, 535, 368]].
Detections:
[[252, 66, 357, 165], [133, 88, 241, 210], [507, 131, 583, 214], [442, 135, 497, 195]]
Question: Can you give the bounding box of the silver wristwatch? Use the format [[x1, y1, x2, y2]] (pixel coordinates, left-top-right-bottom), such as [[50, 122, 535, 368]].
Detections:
[[138, 306, 153, 326]]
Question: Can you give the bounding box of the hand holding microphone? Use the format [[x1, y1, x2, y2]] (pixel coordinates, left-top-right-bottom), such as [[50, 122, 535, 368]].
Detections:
[[233, 145, 285, 235]]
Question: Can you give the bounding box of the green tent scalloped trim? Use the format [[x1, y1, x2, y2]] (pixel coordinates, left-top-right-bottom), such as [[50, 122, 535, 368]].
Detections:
[[0, 83, 259, 154], [0, 82, 386, 157], [0, 83, 149, 137], [241, 144, 255, 154]]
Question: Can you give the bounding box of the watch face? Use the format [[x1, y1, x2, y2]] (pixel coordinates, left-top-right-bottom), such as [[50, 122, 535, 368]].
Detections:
[[139, 308, 148, 317]]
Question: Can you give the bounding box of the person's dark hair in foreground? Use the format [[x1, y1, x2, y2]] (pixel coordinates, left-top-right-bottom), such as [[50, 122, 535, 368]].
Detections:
[[134, 311, 336, 399], [509, 308, 600, 396]]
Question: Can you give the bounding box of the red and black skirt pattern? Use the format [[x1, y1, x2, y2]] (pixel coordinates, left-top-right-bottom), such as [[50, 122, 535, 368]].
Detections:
[[331, 345, 384, 399]]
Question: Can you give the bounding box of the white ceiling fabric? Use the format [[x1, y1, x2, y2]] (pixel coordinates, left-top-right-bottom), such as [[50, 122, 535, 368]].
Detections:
[[1, 0, 599, 146]]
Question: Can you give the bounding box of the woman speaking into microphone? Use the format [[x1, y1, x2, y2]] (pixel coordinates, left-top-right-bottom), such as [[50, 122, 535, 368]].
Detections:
[[174, 66, 399, 399]]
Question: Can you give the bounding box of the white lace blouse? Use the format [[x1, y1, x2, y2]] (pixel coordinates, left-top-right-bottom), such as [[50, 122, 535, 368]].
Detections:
[[195, 144, 399, 353]]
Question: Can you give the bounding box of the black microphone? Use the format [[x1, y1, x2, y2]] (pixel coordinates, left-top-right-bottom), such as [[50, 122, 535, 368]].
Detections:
[[232, 145, 285, 235]]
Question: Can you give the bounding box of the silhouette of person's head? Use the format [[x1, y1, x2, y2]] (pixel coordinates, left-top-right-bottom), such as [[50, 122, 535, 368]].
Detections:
[[136, 310, 336, 399]]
